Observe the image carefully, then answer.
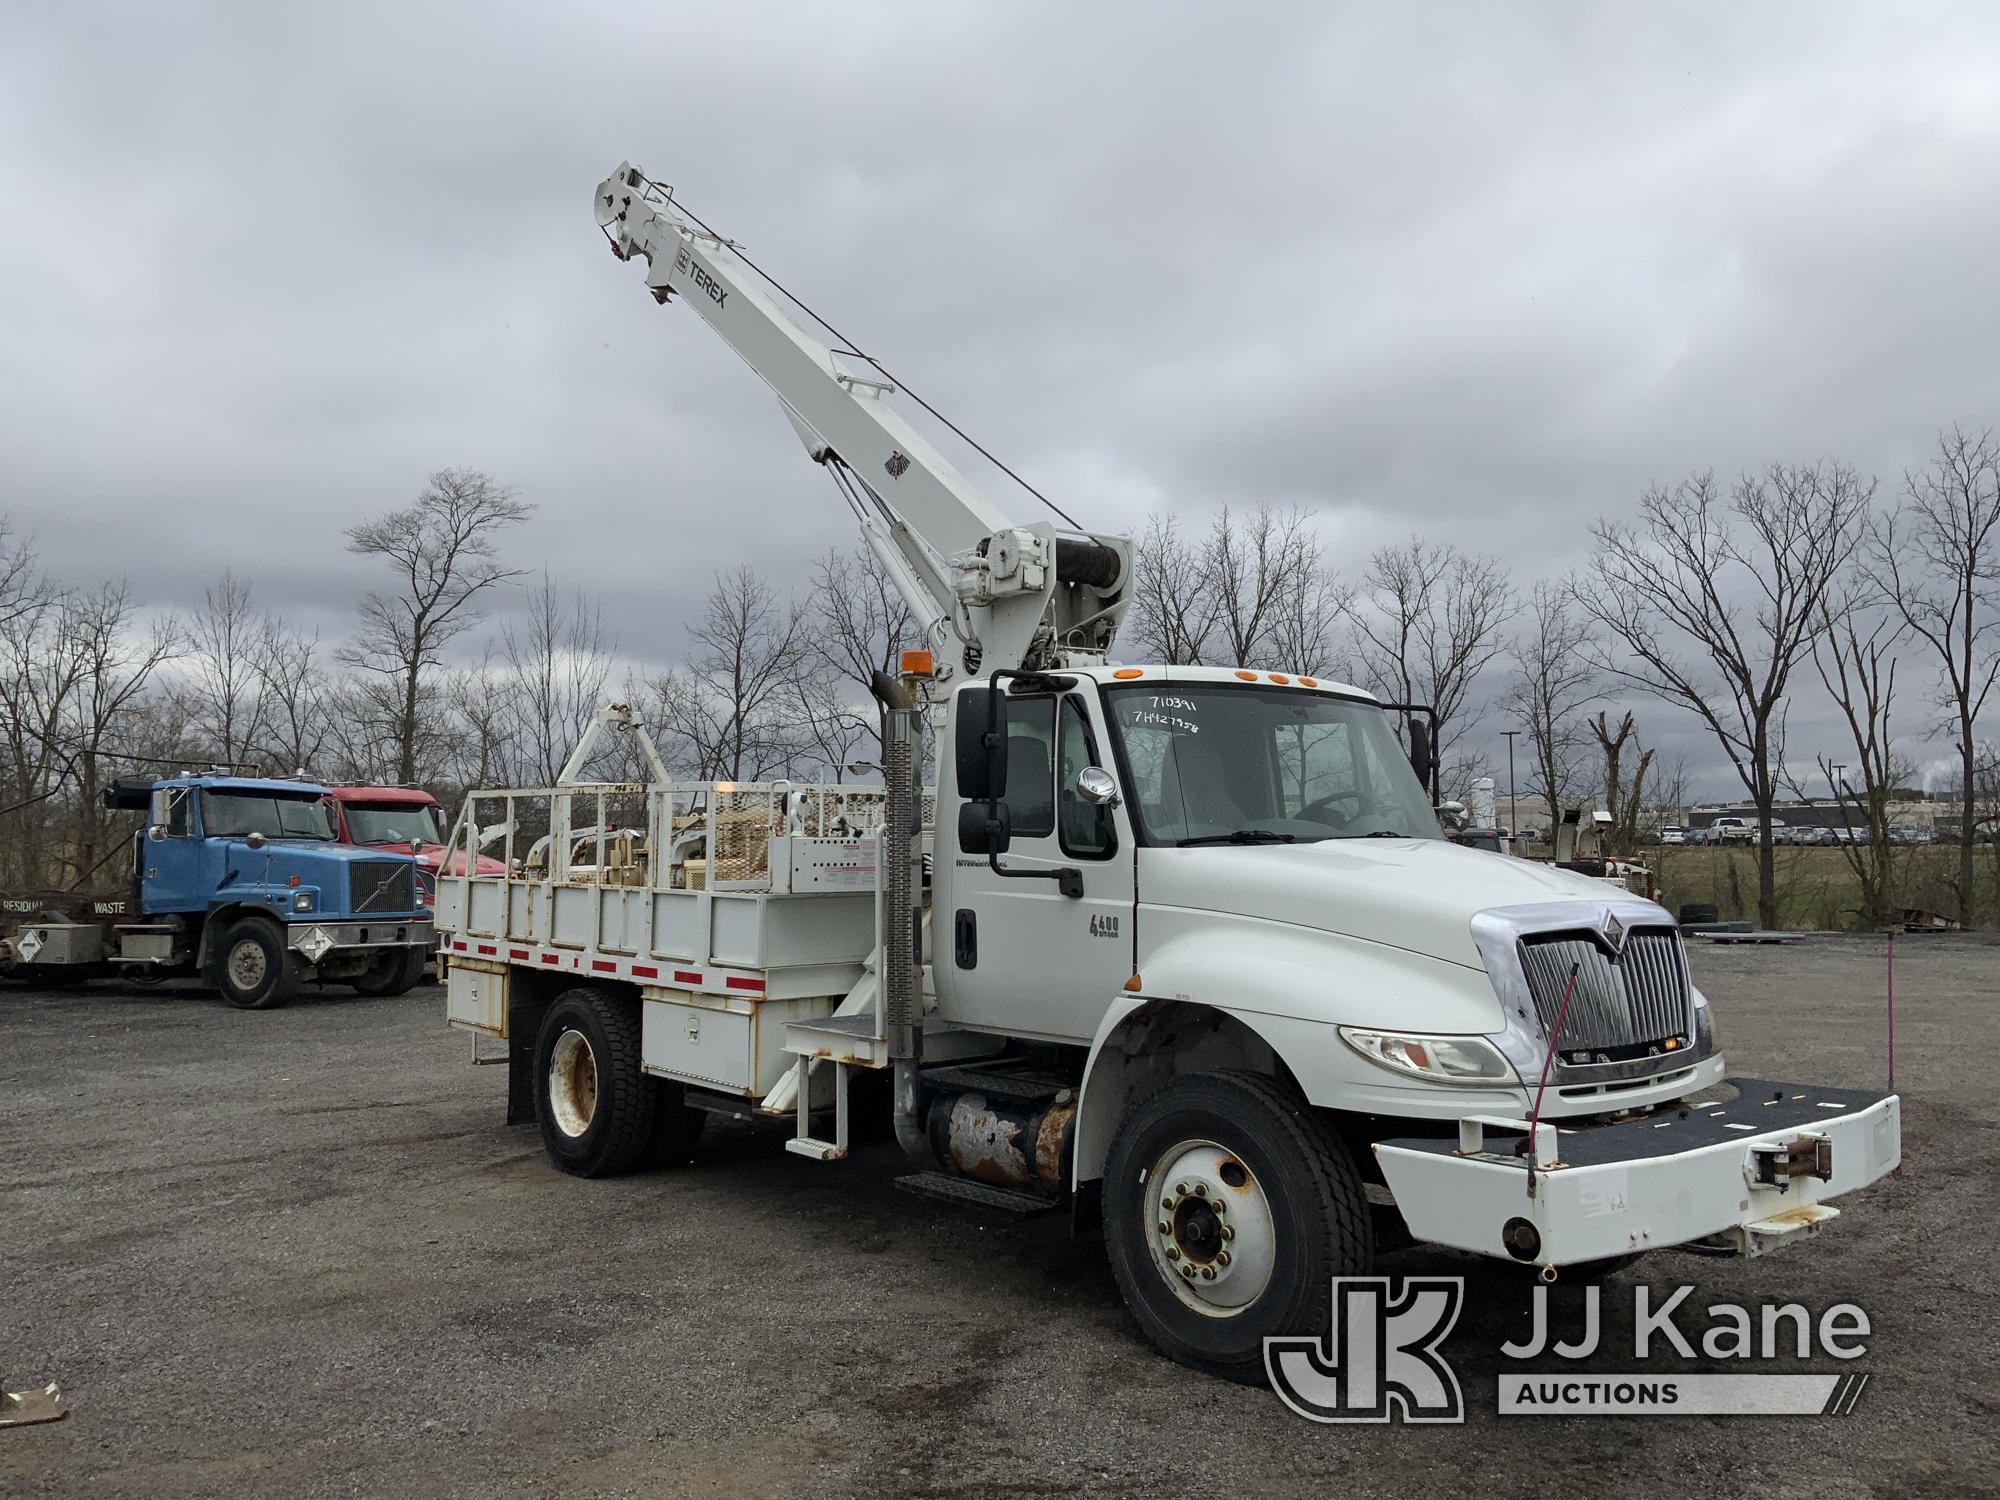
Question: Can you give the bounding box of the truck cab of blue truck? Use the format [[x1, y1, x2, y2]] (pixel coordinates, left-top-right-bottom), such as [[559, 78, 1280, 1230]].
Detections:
[[0, 774, 435, 1007]]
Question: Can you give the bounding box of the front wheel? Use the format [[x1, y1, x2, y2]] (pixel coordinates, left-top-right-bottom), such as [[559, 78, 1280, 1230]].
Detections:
[[214, 920, 300, 1009], [1103, 1070, 1372, 1384], [349, 947, 426, 997]]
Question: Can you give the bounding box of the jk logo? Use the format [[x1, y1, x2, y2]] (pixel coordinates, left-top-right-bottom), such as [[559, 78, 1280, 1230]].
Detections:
[[1265, 1277, 1465, 1423]]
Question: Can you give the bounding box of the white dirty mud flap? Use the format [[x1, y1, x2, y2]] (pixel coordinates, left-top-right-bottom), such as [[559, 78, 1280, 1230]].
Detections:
[[1373, 1079, 1901, 1269]]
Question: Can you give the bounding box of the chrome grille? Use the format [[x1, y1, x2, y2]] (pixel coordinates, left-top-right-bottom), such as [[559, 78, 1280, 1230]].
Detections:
[[1518, 928, 1691, 1056], [348, 860, 414, 915]]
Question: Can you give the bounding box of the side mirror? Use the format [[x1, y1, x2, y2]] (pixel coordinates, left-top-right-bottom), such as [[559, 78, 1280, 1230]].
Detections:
[[1075, 766, 1121, 808], [958, 800, 1011, 855], [146, 825, 168, 844], [409, 838, 423, 857], [244, 831, 268, 850], [955, 688, 1008, 801], [1406, 718, 1436, 790]]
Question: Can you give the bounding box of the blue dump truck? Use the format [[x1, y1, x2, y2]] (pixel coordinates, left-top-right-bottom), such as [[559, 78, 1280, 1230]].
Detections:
[[0, 774, 434, 1008]]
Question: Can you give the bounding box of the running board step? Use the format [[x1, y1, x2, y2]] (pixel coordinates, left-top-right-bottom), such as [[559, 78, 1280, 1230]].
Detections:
[[918, 1066, 1072, 1103], [894, 1171, 1060, 1215]]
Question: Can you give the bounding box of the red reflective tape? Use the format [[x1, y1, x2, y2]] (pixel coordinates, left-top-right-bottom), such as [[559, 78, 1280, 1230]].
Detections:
[[591, 960, 617, 973], [673, 970, 702, 985], [724, 975, 764, 992], [540, 953, 559, 965], [632, 965, 658, 979], [508, 948, 528, 960], [476, 944, 496, 956]]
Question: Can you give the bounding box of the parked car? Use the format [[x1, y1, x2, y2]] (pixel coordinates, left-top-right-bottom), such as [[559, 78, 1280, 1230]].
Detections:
[[1658, 825, 1687, 846], [1705, 816, 1756, 845]]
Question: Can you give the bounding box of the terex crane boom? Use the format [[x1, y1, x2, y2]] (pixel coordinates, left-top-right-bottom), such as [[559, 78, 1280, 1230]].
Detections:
[[594, 162, 1129, 682], [433, 159, 1900, 1388]]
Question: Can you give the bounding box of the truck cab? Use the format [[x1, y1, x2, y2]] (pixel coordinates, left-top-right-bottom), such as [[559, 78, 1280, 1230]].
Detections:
[[326, 784, 508, 891]]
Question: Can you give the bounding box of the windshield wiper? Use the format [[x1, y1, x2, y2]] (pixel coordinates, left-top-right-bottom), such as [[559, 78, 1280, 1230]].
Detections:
[[1177, 829, 1298, 847], [1360, 830, 1413, 838]]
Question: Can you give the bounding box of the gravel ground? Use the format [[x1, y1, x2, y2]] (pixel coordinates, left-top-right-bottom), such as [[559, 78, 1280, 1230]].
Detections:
[[1, 934, 1995, 1498]]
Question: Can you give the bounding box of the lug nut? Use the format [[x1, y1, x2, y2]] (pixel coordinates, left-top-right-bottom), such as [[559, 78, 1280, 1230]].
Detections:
[[1157, 1221, 1171, 1235], [1200, 1267, 1216, 1280], [1222, 1225, 1235, 1241], [1175, 1182, 1189, 1196], [1180, 1264, 1196, 1279], [1165, 1245, 1180, 1260], [1217, 1251, 1231, 1267]]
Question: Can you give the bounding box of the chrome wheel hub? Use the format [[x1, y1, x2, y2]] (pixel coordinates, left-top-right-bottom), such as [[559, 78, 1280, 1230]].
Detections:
[[226, 938, 268, 991]]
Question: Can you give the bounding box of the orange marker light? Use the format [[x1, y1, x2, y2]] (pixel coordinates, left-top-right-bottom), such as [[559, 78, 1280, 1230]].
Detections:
[[1112, 667, 1144, 679], [900, 648, 934, 678], [1268, 673, 1291, 685], [1123, 974, 1144, 992], [1299, 677, 1318, 688], [1234, 669, 1257, 681]]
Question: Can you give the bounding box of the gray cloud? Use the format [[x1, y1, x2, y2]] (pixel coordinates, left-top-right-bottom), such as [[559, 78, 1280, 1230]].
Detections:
[[4, 2, 1997, 797]]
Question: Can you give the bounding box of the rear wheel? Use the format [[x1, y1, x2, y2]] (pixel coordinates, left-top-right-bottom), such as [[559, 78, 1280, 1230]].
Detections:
[[214, 920, 300, 1009], [349, 947, 426, 997], [534, 988, 657, 1177], [1103, 1070, 1372, 1384]]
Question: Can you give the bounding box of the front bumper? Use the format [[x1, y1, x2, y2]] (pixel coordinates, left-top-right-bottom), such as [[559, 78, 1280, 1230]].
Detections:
[[1373, 1078, 1901, 1267], [287, 918, 435, 962]]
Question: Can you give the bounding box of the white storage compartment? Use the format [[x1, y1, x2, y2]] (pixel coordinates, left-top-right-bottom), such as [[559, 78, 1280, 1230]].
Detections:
[[446, 959, 508, 1036]]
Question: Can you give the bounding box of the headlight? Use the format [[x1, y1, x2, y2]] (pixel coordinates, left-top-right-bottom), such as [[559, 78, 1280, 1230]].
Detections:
[[1693, 986, 1717, 1052], [292, 890, 315, 912], [1338, 1028, 1517, 1086]]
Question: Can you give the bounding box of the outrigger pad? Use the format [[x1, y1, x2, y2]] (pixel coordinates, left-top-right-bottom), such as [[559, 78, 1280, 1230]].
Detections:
[[0, 1381, 67, 1427]]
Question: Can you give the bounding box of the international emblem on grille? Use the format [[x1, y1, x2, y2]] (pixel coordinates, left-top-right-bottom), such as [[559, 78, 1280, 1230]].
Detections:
[[1603, 911, 1626, 953]]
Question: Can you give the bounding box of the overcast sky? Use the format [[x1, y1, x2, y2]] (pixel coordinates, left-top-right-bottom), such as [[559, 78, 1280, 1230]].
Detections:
[[4, 4, 1997, 801]]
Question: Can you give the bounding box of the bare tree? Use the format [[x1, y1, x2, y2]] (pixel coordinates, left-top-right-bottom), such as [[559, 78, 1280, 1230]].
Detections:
[[1577, 464, 1867, 928], [1590, 711, 1655, 857], [254, 618, 335, 777], [501, 571, 615, 786], [1127, 513, 1219, 665], [1807, 585, 1906, 929], [1506, 581, 1597, 838], [181, 572, 268, 768], [809, 544, 915, 692], [651, 567, 811, 780], [1868, 425, 2000, 927], [1352, 537, 1516, 771], [344, 469, 532, 782]]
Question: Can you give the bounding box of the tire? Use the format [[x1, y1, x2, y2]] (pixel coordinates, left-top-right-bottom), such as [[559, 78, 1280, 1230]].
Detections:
[[534, 988, 657, 1178], [1678, 903, 1719, 926], [349, 947, 426, 997], [214, 919, 301, 1009], [1102, 1070, 1372, 1384]]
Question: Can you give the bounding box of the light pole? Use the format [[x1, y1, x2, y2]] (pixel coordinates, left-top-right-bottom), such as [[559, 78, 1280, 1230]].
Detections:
[[1501, 730, 1520, 836]]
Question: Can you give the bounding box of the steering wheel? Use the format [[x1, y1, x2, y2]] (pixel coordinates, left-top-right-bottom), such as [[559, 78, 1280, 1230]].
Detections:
[[1298, 790, 1364, 825]]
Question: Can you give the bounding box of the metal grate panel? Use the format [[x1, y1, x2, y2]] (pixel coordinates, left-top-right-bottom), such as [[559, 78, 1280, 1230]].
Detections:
[[348, 859, 415, 915], [1518, 928, 1690, 1055]]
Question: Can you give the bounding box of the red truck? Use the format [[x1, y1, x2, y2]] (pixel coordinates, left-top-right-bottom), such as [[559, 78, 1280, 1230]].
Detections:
[[324, 785, 507, 904]]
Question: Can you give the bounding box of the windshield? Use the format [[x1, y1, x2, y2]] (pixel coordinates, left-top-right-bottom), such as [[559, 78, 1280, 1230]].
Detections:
[[343, 802, 443, 846], [1103, 684, 1442, 846], [203, 791, 335, 840]]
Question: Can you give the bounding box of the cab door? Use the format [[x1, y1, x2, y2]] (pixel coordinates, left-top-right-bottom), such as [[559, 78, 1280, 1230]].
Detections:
[[140, 785, 213, 916], [939, 686, 1135, 1044]]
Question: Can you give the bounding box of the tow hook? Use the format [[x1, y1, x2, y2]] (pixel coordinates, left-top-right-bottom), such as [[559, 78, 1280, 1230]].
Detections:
[[1748, 1134, 1833, 1193]]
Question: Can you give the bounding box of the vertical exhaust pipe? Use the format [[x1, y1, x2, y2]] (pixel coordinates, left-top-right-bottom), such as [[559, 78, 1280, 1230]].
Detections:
[[870, 670, 929, 1159]]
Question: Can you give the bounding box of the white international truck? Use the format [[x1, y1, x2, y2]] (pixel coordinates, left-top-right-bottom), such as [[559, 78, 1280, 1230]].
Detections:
[[435, 161, 1902, 1383]]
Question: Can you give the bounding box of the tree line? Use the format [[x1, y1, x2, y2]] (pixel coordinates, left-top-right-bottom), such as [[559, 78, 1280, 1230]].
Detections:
[[4, 429, 1997, 928]]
